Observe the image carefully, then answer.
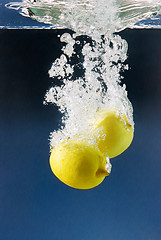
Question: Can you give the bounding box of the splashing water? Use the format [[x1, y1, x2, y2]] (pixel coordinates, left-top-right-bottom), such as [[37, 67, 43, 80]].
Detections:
[[6, 0, 161, 31], [6, 0, 161, 149]]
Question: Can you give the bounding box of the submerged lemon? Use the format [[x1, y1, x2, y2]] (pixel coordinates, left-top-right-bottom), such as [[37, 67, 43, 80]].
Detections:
[[50, 140, 111, 189], [92, 109, 134, 158]]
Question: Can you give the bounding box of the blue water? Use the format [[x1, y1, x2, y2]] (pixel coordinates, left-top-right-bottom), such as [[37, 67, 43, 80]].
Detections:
[[0, 3, 161, 240], [0, 1, 52, 28]]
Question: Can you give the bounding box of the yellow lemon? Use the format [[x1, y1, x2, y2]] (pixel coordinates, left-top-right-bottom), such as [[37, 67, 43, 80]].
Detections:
[[50, 140, 111, 189], [92, 109, 134, 158]]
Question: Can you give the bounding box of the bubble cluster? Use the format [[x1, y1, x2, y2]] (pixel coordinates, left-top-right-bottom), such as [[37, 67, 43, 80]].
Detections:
[[44, 30, 134, 148]]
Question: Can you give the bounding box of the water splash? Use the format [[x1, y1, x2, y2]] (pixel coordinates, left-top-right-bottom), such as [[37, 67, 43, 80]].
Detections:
[[5, 0, 161, 149], [6, 0, 161, 31]]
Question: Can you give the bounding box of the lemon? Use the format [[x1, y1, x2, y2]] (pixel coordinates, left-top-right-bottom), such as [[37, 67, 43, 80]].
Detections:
[[92, 109, 134, 158], [50, 140, 111, 189]]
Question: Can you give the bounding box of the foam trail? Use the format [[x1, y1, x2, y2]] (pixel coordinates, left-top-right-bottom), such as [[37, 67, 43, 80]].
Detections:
[[41, 0, 135, 148]]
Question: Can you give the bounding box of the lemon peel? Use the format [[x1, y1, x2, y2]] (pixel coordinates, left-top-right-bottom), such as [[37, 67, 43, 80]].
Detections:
[[92, 109, 134, 158], [50, 140, 111, 189]]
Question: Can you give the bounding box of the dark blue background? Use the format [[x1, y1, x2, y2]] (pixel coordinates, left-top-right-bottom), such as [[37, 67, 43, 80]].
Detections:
[[0, 4, 161, 240]]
